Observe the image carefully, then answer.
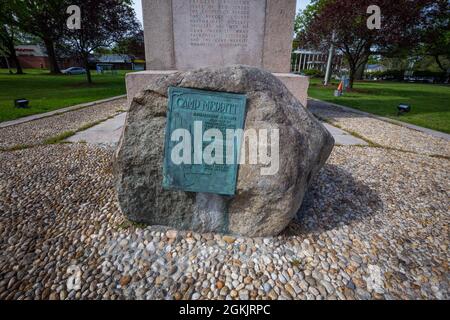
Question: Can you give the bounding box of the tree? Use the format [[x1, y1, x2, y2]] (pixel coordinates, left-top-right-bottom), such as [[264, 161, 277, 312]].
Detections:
[[299, 0, 432, 88], [112, 29, 145, 59], [419, 0, 450, 72], [0, 26, 24, 74], [94, 47, 113, 55], [11, 0, 69, 74], [294, 0, 327, 40], [0, 0, 23, 74], [64, 0, 140, 83]]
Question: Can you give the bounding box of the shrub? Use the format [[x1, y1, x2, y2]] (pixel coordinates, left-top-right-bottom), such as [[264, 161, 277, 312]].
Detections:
[[303, 69, 324, 78], [412, 70, 446, 78]]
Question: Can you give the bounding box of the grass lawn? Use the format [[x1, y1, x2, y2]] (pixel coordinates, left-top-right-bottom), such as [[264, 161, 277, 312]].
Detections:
[[308, 78, 450, 134], [2, 69, 449, 134], [0, 68, 130, 122]]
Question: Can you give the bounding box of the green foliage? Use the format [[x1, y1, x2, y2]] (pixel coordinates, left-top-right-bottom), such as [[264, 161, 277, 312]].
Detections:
[[299, 0, 436, 87], [112, 30, 145, 58], [303, 69, 325, 78], [369, 70, 405, 80], [1, 144, 32, 152], [43, 115, 119, 145], [94, 47, 113, 55], [367, 55, 381, 65], [418, 0, 450, 72], [44, 130, 76, 144], [65, 0, 141, 83], [368, 70, 447, 81], [294, 0, 328, 39], [412, 70, 447, 78], [0, 1, 25, 73], [413, 55, 450, 72]]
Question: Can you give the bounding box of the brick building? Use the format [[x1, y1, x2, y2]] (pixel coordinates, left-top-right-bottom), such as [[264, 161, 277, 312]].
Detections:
[[14, 45, 50, 69]]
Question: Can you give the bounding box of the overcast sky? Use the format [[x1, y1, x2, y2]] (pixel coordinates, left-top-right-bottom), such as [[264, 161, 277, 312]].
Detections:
[[132, 0, 311, 25]]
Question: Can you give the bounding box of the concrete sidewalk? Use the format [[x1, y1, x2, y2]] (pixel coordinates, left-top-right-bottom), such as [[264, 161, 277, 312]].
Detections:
[[322, 123, 368, 146], [66, 112, 367, 147], [0, 95, 126, 129], [309, 98, 450, 141], [309, 98, 450, 157], [66, 112, 127, 146]]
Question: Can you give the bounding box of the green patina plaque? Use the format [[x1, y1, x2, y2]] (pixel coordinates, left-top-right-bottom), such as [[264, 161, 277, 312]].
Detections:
[[162, 87, 247, 195]]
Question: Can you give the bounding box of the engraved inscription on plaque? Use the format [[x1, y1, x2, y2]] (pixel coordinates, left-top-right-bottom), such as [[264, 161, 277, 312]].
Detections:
[[172, 0, 266, 69], [163, 87, 247, 195], [189, 0, 250, 47]]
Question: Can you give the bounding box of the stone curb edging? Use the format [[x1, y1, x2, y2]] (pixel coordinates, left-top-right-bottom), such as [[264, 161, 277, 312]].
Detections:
[[309, 98, 450, 141], [0, 95, 127, 129]]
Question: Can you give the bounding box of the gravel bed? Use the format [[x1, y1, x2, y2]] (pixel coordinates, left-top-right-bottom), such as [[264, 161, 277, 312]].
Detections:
[[0, 144, 447, 300], [308, 100, 450, 157], [0, 98, 127, 149]]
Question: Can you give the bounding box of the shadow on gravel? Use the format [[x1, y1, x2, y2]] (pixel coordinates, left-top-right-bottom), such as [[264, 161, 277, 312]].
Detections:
[[283, 164, 383, 236]]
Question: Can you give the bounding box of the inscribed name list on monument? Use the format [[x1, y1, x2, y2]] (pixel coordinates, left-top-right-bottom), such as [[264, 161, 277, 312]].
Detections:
[[163, 87, 247, 195], [172, 0, 266, 70]]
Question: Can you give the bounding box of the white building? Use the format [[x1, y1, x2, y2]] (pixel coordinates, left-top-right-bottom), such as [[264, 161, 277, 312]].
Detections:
[[291, 49, 344, 74]]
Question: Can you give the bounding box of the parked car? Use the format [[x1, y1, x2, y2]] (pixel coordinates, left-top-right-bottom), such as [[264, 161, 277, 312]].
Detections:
[[62, 67, 87, 75]]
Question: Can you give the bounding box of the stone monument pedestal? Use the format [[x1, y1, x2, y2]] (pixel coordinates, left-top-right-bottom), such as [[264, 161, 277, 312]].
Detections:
[[126, 0, 309, 108], [126, 71, 309, 108]]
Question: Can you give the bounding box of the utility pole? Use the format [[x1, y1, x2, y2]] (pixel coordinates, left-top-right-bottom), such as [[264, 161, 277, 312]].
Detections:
[[324, 32, 335, 86]]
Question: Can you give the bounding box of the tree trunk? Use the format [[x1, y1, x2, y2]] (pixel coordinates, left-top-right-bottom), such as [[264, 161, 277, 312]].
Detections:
[[349, 67, 355, 89], [355, 54, 369, 80], [5, 36, 23, 74], [82, 53, 92, 84], [346, 49, 370, 88], [343, 48, 357, 89], [434, 55, 446, 72], [3, 55, 12, 73], [10, 49, 23, 74], [43, 38, 61, 74]]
